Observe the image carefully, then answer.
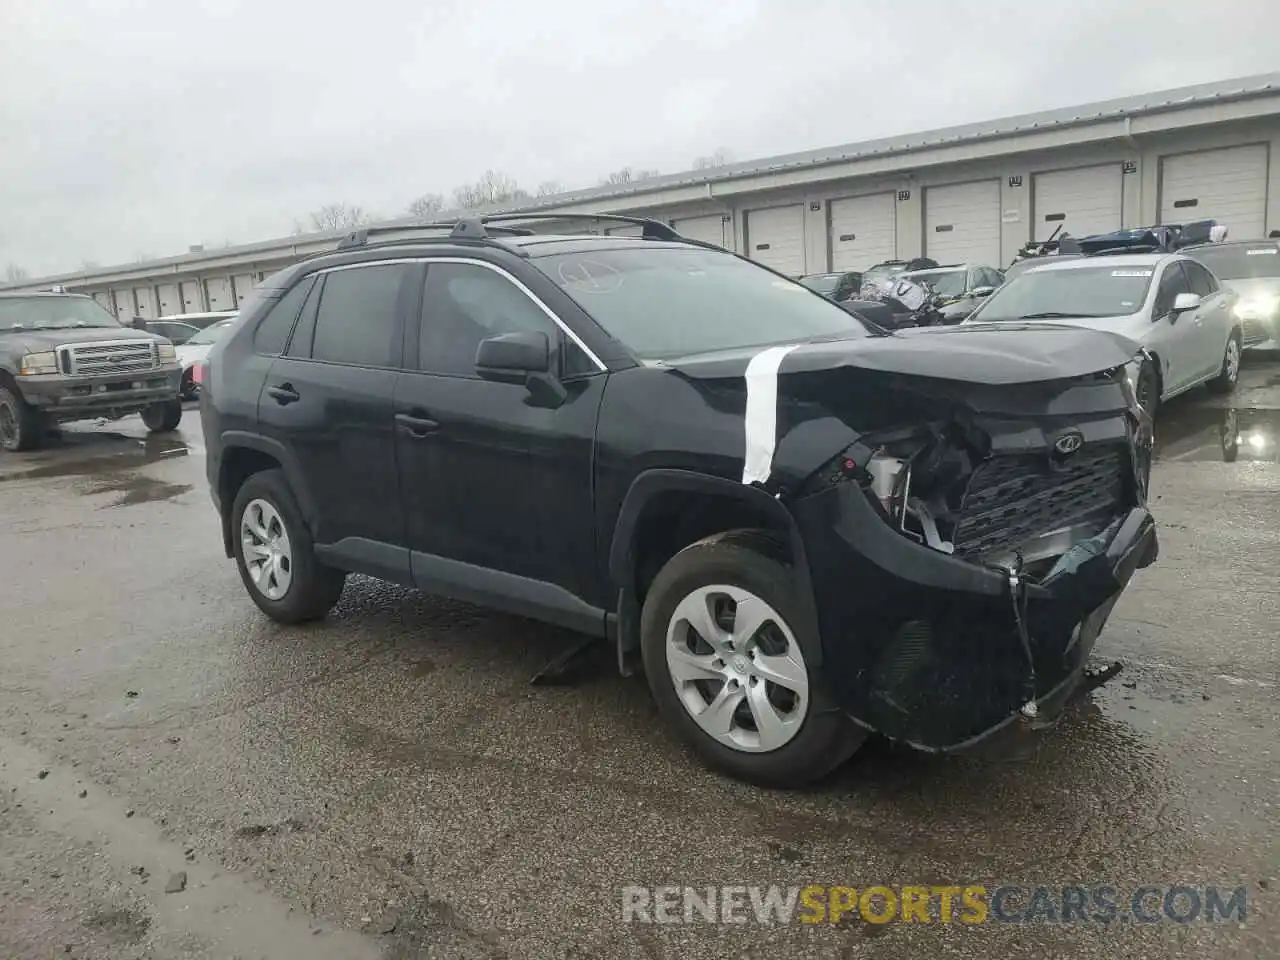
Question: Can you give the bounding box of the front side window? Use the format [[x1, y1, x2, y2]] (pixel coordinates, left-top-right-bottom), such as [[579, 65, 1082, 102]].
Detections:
[[310, 264, 412, 367], [418, 262, 559, 377], [1152, 263, 1192, 316], [0, 296, 120, 331], [534, 246, 871, 359], [971, 264, 1158, 322], [1182, 260, 1218, 297]]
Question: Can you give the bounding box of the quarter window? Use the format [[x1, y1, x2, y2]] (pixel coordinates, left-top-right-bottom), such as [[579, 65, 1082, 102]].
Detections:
[[253, 277, 314, 356]]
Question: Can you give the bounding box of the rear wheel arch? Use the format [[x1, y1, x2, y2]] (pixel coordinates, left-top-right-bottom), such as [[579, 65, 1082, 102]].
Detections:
[[608, 470, 822, 670], [216, 434, 317, 557]]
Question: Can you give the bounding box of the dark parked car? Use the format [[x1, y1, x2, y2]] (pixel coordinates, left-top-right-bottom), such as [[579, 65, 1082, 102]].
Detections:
[[798, 271, 862, 301], [0, 292, 184, 451], [201, 216, 1157, 787]]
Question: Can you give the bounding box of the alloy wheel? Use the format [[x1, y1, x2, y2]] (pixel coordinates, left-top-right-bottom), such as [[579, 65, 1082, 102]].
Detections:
[[665, 584, 809, 753], [240, 498, 293, 600], [1225, 338, 1241, 384]]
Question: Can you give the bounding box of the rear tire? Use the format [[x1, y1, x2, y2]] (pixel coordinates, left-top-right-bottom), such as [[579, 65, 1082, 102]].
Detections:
[[231, 469, 346, 623], [1207, 331, 1241, 394], [141, 399, 183, 433], [0, 384, 42, 452], [640, 531, 865, 788]]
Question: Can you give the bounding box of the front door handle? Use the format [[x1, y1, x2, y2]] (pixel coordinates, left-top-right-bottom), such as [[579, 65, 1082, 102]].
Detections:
[[395, 412, 440, 438], [267, 383, 300, 405]]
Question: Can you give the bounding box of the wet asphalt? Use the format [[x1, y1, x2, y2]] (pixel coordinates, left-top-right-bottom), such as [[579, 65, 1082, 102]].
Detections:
[[1, 359, 1277, 960]]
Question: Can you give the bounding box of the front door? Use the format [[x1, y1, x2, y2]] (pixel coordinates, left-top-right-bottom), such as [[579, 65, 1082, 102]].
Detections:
[[1148, 262, 1201, 395], [394, 258, 605, 623], [255, 262, 415, 576]]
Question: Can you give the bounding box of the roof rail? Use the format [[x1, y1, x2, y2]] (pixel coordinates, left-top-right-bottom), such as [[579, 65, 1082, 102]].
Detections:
[[478, 212, 684, 241], [334, 218, 537, 251]]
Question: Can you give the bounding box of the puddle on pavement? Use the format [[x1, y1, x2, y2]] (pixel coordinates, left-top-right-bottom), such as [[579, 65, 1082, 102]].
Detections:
[[1154, 407, 1280, 464], [0, 435, 191, 483], [83, 473, 194, 507]]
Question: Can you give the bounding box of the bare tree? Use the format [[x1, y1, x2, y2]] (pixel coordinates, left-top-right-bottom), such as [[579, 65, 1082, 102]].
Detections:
[[407, 193, 445, 219], [4, 263, 29, 283], [599, 167, 661, 187], [692, 148, 733, 170], [308, 203, 371, 232], [535, 180, 564, 198], [452, 170, 528, 209]]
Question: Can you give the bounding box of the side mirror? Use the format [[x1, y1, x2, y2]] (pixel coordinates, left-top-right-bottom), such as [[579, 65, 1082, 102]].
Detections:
[[1170, 292, 1201, 318], [130, 316, 147, 330], [475, 330, 550, 376], [971, 286, 995, 298]]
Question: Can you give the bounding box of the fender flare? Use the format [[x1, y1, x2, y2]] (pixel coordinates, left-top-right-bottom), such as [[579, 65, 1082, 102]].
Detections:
[[216, 430, 320, 555], [607, 468, 823, 668]]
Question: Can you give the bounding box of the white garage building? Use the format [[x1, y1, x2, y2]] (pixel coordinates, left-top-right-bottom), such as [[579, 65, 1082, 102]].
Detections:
[[4, 73, 1280, 309]]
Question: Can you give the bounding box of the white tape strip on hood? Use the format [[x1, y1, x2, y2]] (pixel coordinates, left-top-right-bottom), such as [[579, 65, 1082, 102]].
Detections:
[[742, 344, 800, 486]]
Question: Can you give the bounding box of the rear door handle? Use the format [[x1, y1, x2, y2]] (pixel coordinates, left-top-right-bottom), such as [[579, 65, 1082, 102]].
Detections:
[[267, 383, 300, 405], [395, 412, 439, 438]]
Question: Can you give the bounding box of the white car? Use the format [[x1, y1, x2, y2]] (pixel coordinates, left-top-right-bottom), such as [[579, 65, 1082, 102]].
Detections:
[[962, 253, 1241, 413], [175, 316, 236, 398]]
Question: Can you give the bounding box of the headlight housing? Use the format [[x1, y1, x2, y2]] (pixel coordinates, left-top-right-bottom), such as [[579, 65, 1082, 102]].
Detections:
[[1234, 295, 1280, 319], [18, 351, 59, 376], [156, 342, 177, 363]]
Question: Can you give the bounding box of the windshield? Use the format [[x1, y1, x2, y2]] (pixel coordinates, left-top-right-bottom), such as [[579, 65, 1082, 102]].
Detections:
[[536, 247, 871, 358], [862, 263, 906, 285], [799, 274, 840, 295], [1186, 243, 1280, 281], [0, 296, 121, 331], [903, 269, 966, 297], [184, 318, 236, 345], [970, 265, 1154, 322]]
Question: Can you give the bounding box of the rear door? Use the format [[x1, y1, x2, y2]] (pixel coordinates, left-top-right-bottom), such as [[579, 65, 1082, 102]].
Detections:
[[1182, 259, 1232, 380], [256, 262, 413, 575], [394, 258, 605, 623]]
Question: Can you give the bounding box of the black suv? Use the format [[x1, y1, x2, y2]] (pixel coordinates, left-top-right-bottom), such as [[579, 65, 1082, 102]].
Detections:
[[0, 292, 184, 451], [201, 216, 1158, 787]]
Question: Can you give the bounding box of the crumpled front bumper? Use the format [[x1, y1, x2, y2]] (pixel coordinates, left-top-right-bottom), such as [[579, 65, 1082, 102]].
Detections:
[[792, 481, 1157, 752]]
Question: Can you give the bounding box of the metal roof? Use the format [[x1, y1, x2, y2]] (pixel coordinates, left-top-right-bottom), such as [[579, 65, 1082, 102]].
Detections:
[[6, 71, 1279, 290]]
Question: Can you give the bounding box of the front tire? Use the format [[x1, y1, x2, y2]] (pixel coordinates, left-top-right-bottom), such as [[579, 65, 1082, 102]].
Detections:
[[639, 532, 864, 788], [0, 385, 42, 452], [141, 398, 183, 433], [1135, 359, 1161, 418], [1207, 331, 1241, 394], [231, 469, 346, 623]]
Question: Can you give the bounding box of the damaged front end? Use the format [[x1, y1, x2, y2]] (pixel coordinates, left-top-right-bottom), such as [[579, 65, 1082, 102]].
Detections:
[[772, 359, 1156, 753]]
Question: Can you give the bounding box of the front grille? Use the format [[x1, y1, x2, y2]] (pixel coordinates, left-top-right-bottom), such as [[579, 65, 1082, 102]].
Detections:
[[951, 447, 1126, 562], [1242, 318, 1271, 345], [61, 340, 157, 376]]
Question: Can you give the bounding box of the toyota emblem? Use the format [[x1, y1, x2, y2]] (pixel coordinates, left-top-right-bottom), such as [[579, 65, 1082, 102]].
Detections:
[[1054, 432, 1084, 456]]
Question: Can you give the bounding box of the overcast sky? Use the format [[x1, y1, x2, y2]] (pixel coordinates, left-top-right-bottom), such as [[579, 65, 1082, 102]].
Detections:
[[2, 0, 1278, 278]]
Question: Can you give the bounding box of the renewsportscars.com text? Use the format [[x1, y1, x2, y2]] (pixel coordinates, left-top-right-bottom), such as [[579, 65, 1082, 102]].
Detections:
[[621, 884, 1248, 925]]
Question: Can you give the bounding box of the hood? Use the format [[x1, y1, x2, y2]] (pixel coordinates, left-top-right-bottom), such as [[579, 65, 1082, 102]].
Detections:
[[0, 325, 158, 354], [665, 323, 1139, 386], [1221, 277, 1280, 298]]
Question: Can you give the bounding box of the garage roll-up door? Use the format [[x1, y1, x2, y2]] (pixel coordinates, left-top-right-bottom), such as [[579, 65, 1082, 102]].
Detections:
[[1033, 164, 1122, 239], [132, 287, 154, 317], [179, 281, 203, 312], [672, 214, 728, 247], [745, 204, 805, 276], [112, 289, 134, 322], [156, 283, 180, 315], [830, 192, 896, 270], [206, 277, 234, 310], [232, 274, 256, 306], [1160, 144, 1268, 238], [925, 180, 1001, 265]]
